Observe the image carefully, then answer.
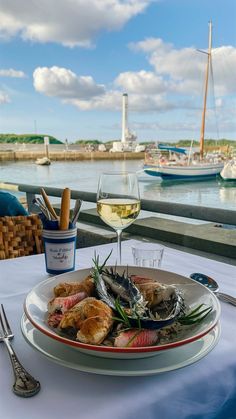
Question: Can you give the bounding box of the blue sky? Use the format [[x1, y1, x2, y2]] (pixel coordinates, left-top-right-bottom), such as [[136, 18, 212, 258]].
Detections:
[[0, 0, 235, 143]]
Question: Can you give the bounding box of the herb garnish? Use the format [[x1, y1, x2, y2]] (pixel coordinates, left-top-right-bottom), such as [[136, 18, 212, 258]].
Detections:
[[178, 304, 213, 325], [92, 250, 113, 275], [112, 299, 131, 328]]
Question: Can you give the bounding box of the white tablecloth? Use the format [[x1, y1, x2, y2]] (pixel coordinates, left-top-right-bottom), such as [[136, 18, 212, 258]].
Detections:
[[0, 240, 236, 419]]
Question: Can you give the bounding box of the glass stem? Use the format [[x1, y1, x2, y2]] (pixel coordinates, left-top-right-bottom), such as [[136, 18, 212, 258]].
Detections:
[[116, 229, 122, 264]]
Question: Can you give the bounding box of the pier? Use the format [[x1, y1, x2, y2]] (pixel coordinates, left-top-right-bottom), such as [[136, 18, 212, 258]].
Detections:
[[0, 145, 144, 161]]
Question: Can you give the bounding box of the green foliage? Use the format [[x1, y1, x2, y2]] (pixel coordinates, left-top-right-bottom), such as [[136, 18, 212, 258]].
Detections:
[[140, 139, 235, 147], [178, 304, 213, 325], [1, 134, 234, 147], [0, 134, 63, 144], [104, 140, 117, 145], [74, 139, 101, 145], [176, 139, 236, 147]]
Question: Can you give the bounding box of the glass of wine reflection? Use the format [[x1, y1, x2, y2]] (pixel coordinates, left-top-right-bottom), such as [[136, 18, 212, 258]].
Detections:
[[97, 172, 140, 264]]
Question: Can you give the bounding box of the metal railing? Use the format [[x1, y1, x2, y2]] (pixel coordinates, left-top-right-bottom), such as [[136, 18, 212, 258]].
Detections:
[[0, 181, 235, 225]]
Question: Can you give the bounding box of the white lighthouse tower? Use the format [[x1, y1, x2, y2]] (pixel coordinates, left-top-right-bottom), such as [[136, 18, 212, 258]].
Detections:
[[110, 93, 138, 152], [121, 93, 128, 143], [121, 93, 137, 146]]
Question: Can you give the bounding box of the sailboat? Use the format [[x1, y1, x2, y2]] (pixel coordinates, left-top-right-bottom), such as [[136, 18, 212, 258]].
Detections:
[[143, 21, 224, 181]]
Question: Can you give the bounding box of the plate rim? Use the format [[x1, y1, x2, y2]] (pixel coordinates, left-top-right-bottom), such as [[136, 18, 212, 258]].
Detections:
[[21, 314, 221, 377], [24, 265, 221, 354]]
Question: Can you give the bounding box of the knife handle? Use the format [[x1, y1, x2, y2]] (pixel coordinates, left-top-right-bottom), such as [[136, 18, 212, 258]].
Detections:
[[41, 188, 58, 220], [217, 292, 236, 306], [60, 188, 71, 230]]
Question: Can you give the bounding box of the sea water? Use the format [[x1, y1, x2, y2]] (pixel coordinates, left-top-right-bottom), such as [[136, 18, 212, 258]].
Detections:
[[0, 160, 235, 215]]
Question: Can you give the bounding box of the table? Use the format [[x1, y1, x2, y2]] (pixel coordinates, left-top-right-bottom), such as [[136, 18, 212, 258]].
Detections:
[[0, 240, 236, 419]]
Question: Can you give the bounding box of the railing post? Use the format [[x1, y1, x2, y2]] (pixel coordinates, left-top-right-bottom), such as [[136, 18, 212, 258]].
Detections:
[[26, 193, 37, 213]]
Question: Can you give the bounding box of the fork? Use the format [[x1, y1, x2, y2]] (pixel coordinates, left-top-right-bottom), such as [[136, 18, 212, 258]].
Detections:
[[0, 304, 40, 397]]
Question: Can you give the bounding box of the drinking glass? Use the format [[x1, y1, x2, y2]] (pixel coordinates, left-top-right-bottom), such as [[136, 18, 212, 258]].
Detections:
[[132, 243, 164, 268], [97, 172, 140, 264]]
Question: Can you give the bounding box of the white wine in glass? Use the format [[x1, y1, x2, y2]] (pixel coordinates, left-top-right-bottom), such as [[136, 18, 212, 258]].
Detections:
[[97, 172, 140, 264]]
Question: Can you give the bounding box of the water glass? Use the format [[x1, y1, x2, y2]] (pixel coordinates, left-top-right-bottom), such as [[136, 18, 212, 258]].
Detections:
[[132, 243, 164, 268]]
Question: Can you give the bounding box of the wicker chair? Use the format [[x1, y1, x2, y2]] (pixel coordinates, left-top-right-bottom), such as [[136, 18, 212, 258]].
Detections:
[[0, 214, 43, 260]]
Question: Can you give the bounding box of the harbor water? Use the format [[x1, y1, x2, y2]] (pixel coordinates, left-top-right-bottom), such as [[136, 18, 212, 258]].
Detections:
[[0, 160, 235, 216]]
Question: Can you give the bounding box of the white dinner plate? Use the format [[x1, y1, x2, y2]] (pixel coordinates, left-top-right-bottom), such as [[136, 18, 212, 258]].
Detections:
[[24, 265, 221, 359], [21, 314, 221, 377]]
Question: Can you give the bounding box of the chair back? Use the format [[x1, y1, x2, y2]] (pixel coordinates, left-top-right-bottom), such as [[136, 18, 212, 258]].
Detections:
[[0, 214, 43, 260]]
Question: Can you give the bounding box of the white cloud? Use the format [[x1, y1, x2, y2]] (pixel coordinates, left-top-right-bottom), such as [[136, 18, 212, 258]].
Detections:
[[66, 90, 178, 112], [115, 70, 167, 94], [32, 36, 236, 126], [127, 94, 177, 112], [130, 38, 236, 96], [0, 68, 26, 78], [65, 90, 121, 110], [0, 0, 150, 47], [33, 66, 105, 99], [129, 37, 171, 53], [211, 46, 236, 96], [0, 91, 10, 104]]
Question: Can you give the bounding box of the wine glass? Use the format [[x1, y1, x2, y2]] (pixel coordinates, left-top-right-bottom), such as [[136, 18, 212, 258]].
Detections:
[[97, 172, 140, 264]]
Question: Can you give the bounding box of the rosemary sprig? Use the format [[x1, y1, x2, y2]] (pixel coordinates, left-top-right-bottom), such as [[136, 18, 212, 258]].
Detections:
[[92, 249, 113, 274], [112, 299, 144, 330], [113, 299, 131, 328], [178, 304, 213, 325]]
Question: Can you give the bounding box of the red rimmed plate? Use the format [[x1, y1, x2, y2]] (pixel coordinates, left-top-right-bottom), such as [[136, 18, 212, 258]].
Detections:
[[24, 266, 221, 359]]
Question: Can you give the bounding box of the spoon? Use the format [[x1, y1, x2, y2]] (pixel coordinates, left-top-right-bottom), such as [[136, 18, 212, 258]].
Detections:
[[190, 273, 236, 307]]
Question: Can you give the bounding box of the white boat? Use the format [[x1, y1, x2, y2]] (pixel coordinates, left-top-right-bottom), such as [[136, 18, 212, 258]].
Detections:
[[220, 159, 236, 181], [35, 157, 51, 166], [35, 136, 51, 165], [144, 161, 224, 180], [144, 22, 225, 181]]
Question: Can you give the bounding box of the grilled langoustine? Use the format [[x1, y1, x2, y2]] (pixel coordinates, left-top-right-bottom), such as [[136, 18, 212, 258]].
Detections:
[[131, 275, 179, 309], [92, 256, 184, 330], [59, 297, 114, 345], [53, 275, 95, 298]]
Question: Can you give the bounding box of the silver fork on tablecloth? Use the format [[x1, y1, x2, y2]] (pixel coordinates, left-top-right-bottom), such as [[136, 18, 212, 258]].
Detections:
[[0, 304, 40, 397]]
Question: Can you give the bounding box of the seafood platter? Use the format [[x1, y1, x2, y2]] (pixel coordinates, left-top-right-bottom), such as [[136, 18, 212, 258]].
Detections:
[[24, 253, 220, 360]]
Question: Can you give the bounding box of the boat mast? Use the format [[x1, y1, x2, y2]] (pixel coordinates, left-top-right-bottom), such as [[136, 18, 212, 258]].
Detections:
[[199, 21, 212, 160]]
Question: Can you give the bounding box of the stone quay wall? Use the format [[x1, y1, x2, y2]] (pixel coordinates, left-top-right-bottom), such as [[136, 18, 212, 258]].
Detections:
[[0, 150, 145, 161]]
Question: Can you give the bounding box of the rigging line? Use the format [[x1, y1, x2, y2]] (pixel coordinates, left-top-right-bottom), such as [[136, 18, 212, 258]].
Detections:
[[209, 57, 220, 142]]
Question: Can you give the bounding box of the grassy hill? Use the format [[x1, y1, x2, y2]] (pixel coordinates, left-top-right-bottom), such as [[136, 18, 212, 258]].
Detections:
[[0, 134, 63, 144]]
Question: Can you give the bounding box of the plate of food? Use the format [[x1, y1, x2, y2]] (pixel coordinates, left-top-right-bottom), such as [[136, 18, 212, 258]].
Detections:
[[21, 314, 221, 376], [24, 252, 221, 359]]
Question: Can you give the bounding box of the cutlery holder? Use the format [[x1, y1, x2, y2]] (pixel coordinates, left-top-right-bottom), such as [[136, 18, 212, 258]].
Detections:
[[42, 227, 77, 274]]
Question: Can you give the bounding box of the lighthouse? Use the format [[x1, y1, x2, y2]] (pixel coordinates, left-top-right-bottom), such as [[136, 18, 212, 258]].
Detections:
[[121, 93, 137, 144], [110, 93, 138, 152], [121, 93, 128, 143]]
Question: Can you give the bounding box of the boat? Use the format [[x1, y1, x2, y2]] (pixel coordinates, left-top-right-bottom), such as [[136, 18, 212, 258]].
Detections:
[[35, 136, 51, 165], [144, 21, 225, 181], [220, 159, 236, 181], [144, 161, 224, 180], [35, 157, 51, 166]]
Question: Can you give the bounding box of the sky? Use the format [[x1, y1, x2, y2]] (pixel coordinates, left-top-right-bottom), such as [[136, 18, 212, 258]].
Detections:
[[0, 0, 235, 144]]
